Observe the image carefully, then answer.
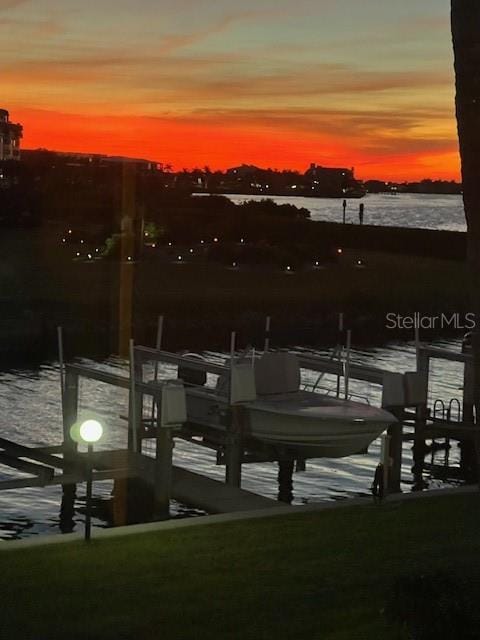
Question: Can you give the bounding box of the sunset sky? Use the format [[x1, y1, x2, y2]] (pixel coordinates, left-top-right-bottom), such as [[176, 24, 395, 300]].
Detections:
[[2, 0, 459, 180]]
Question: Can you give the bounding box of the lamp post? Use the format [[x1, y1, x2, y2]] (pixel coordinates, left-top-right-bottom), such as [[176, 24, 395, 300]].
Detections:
[[78, 419, 104, 542]]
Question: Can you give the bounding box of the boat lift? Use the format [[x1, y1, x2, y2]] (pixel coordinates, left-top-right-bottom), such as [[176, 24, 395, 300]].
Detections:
[[0, 332, 477, 522]]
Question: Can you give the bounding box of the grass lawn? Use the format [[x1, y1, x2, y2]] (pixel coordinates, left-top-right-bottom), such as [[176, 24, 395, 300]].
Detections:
[[2, 493, 480, 639]]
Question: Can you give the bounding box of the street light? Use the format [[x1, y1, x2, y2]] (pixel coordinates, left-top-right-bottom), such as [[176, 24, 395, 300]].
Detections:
[[78, 419, 103, 542]]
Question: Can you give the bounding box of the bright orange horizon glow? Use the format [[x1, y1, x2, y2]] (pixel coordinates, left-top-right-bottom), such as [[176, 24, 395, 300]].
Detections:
[[17, 107, 460, 182], [3, 1, 461, 182]]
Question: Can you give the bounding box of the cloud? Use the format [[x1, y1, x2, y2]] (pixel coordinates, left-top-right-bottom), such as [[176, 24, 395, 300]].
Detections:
[[157, 9, 279, 53], [0, 0, 28, 10], [1, 48, 452, 103], [0, 17, 63, 36]]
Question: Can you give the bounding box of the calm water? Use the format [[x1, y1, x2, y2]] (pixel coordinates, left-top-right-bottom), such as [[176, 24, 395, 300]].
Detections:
[[225, 193, 466, 232], [0, 338, 465, 541]]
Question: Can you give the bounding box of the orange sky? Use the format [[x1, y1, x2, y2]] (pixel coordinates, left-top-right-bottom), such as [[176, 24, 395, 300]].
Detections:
[[3, 0, 461, 181]]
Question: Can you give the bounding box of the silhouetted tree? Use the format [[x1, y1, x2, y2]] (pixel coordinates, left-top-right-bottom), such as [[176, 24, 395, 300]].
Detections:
[[452, 2, 480, 434]]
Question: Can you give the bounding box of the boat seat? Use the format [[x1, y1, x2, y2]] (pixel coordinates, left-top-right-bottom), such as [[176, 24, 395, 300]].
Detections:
[[178, 354, 207, 387], [255, 352, 301, 396]]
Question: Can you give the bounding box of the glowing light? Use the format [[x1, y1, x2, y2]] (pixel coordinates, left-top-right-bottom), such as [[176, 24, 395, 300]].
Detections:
[[177, 255, 182, 261], [87, 253, 92, 259], [232, 262, 237, 267], [152, 243, 156, 248], [80, 240, 84, 244], [68, 229, 72, 235], [62, 238, 66, 243], [168, 242, 172, 246], [240, 238, 245, 244], [189, 248, 194, 253], [213, 237, 219, 243], [200, 240, 205, 244], [76, 252, 80, 257], [286, 266, 291, 271], [127, 256, 132, 261], [79, 419, 103, 443], [337, 248, 343, 255], [315, 261, 319, 266]]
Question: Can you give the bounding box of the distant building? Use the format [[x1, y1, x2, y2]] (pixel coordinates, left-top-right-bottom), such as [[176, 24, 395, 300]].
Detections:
[[305, 163, 354, 188], [0, 109, 22, 161], [304, 163, 364, 197]]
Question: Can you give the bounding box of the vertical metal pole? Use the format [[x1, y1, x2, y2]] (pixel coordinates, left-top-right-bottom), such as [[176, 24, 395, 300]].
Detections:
[[462, 349, 475, 481], [150, 315, 164, 426], [62, 370, 79, 456], [128, 339, 140, 453], [154, 391, 172, 520], [60, 368, 78, 532], [57, 326, 65, 410], [229, 330, 236, 392], [336, 313, 344, 397], [387, 409, 403, 494], [264, 317, 271, 353], [380, 433, 391, 493], [85, 444, 93, 542], [118, 162, 139, 358], [413, 349, 429, 491], [226, 331, 242, 487], [155, 315, 164, 353], [414, 326, 421, 372], [344, 330, 351, 400]]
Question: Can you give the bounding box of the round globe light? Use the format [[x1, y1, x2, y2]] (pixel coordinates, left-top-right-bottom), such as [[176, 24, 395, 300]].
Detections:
[[79, 419, 103, 443]]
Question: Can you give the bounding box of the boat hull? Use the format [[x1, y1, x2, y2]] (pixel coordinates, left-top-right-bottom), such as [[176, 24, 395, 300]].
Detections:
[[185, 390, 396, 459]]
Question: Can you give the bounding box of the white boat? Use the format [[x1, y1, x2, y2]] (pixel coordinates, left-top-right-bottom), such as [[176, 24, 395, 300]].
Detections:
[[184, 351, 396, 458]]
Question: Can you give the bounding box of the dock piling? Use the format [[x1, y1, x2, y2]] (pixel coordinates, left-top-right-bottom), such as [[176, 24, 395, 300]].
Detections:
[[278, 459, 295, 503], [387, 411, 403, 493], [225, 405, 244, 487], [60, 369, 79, 531], [154, 399, 173, 519]]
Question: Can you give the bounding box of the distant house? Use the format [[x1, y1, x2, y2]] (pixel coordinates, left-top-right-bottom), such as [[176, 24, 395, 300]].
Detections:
[[305, 163, 353, 189], [304, 163, 365, 197], [0, 109, 22, 161]]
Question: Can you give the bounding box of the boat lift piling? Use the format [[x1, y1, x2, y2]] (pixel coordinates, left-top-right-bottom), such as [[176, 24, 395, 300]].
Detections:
[[61, 367, 79, 528], [226, 332, 243, 488]]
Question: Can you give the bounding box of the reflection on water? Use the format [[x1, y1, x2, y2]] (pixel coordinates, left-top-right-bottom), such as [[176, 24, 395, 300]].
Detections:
[[226, 193, 466, 232], [0, 338, 465, 541]]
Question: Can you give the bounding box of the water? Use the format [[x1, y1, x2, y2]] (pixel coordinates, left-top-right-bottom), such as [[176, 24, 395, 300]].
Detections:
[[0, 338, 465, 541], [223, 193, 466, 232]]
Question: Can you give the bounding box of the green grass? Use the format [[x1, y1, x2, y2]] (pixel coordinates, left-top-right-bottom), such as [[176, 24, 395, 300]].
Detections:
[[2, 493, 480, 639]]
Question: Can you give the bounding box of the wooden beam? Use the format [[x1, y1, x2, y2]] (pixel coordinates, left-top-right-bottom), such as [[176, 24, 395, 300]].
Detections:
[[0, 452, 54, 480], [0, 437, 69, 470], [135, 347, 228, 377], [0, 468, 133, 492]]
